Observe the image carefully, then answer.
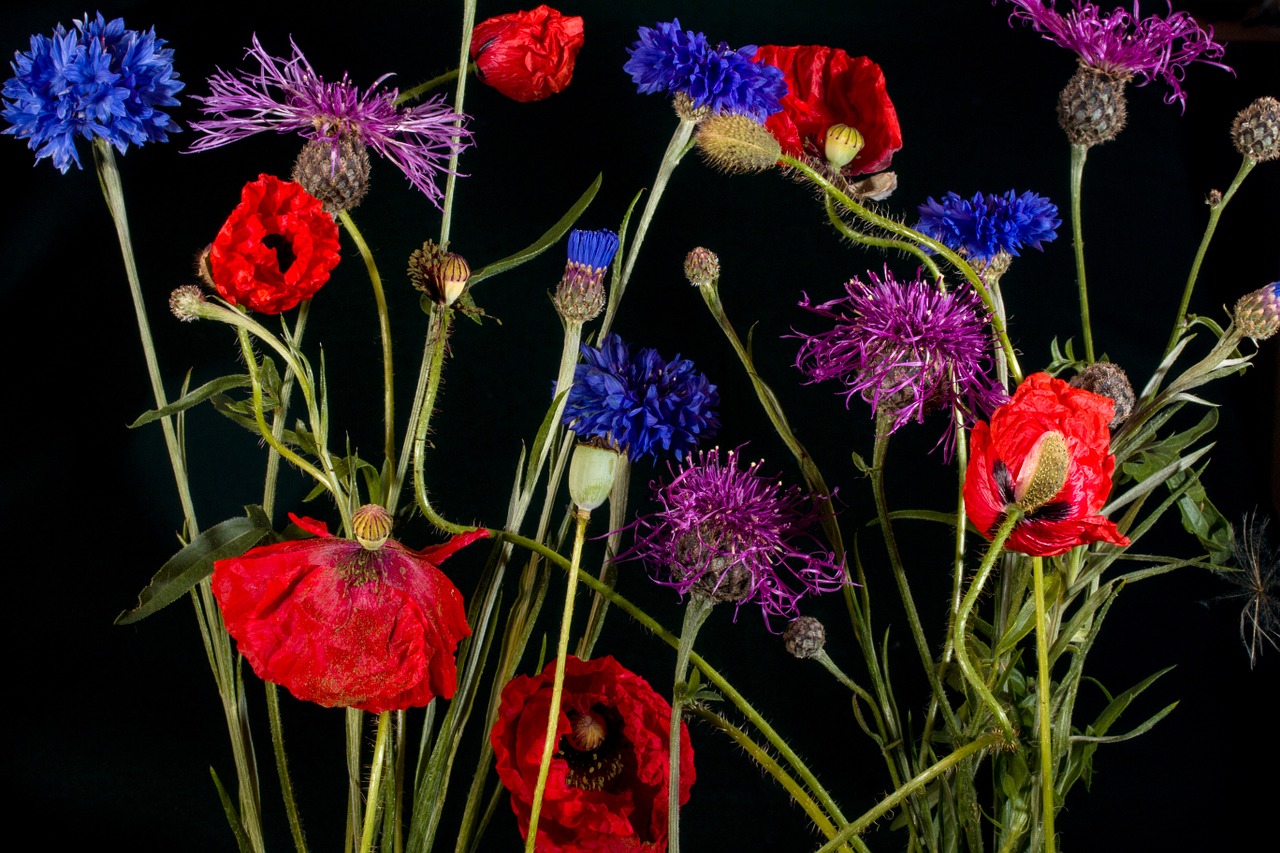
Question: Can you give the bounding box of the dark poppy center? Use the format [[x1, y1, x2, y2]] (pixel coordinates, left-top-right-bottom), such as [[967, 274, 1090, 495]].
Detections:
[[337, 547, 387, 586], [559, 704, 626, 792], [263, 232, 296, 274]]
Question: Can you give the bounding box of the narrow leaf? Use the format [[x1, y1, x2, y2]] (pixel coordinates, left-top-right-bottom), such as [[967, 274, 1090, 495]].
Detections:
[[129, 374, 252, 427], [469, 174, 602, 287]]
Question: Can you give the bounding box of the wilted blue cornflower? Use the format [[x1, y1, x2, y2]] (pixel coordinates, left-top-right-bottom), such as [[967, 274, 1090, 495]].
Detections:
[[916, 190, 1060, 262], [1001, 1, 1230, 110], [189, 36, 469, 207], [626, 446, 844, 626], [793, 268, 1006, 454], [623, 19, 787, 121], [562, 334, 719, 462], [3, 12, 183, 172]]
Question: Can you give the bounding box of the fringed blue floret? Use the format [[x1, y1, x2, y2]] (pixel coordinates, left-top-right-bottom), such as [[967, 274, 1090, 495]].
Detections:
[[916, 190, 1061, 261], [567, 228, 621, 271]]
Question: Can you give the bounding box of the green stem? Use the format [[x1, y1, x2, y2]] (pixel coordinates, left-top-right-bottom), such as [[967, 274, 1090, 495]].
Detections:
[[266, 685, 308, 853], [413, 309, 474, 535], [1162, 157, 1255, 358], [668, 595, 714, 853], [1032, 556, 1056, 853], [389, 306, 442, 513], [360, 712, 392, 853], [346, 709, 363, 853], [395, 63, 474, 105], [438, 0, 476, 247], [1069, 144, 1095, 363], [339, 211, 396, 496], [262, 304, 309, 521], [823, 194, 943, 282], [525, 510, 591, 852]]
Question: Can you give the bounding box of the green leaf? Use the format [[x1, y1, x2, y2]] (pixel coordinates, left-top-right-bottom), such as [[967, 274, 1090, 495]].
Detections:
[[115, 508, 273, 624], [1120, 409, 1218, 482], [129, 374, 252, 427], [210, 767, 255, 853], [1168, 467, 1234, 564], [468, 174, 602, 287], [524, 390, 569, 492]]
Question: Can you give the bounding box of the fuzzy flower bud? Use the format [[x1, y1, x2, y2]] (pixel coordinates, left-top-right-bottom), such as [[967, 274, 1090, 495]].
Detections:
[[1057, 63, 1129, 147], [291, 133, 371, 213], [1013, 431, 1071, 515], [352, 504, 393, 551], [1231, 96, 1280, 163], [568, 440, 623, 512], [553, 229, 619, 324], [824, 123, 864, 168], [1069, 362, 1136, 428], [408, 240, 449, 294], [683, 247, 720, 288], [170, 285, 207, 322], [1234, 282, 1280, 341], [431, 253, 471, 306], [783, 616, 826, 659], [695, 114, 782, 174]]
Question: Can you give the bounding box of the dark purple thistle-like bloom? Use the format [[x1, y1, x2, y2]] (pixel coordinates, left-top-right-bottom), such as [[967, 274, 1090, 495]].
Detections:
[[624, 19, 787, 122], [1001, 1, 1230, 110], [916, 190, 1061, 262], [3, 12, 182, 173], [562, 334, 720, 462], [625, 446, 845, 626], [189, 36, 470, 207], [793, 268, 1006, 454]]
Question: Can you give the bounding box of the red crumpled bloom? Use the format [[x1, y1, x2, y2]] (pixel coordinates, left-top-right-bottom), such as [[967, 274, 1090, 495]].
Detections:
[[208, 174, 341, 314], [471, 5, 584, 103], [964, 373, 1130, 556], [752, 44, 902, 176], [491, 655, 694, 852], [212, 514, 487, 712]]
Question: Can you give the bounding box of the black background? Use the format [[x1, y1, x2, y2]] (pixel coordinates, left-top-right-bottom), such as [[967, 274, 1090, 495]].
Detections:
[[4, 2, 1277, 851]]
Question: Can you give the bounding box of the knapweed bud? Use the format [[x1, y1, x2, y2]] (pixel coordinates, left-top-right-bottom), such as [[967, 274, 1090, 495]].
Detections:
[[1232, 96, 1280, 162], [408, 240, 449, 293], [783, 616, 826, 659], [683, 247, 720, 288], [1057, 63, 1129, 148], [553, 229, 619, 324], [696, 114, 782, 174], [672, 91, 710, 123], [432, 253, 471, 306], [568, 440, 623, 511], [1013, 431, 1071, 515], [352, 504, 393, 551], [1069, 362, 1136, 428], [1234, 282, 1280, 340], [824, 123, 865, 169], [170, 285, 207, 322], [291, 134, 371, 213]]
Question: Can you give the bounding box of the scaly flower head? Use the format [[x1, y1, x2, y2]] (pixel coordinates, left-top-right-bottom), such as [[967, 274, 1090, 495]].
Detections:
[[624, 19, 787, 122], [793, 268, 1006, 454], [3, 12, 182, 172], [1002, 1, 1230, 110], [554, 229, 619, 324], [563, 334, 720, 462], [626, 446, 845, 626], [189, 36, 470, 207], [916, 190, 1061, 262]]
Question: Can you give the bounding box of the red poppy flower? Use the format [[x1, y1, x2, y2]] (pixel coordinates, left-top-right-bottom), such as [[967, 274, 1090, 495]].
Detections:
[[212, 511, 487, 712], [752, 44, 902, 176], [491, 655, 694, 852], [964, 372, 1130, 557], [471, 6, 585, 103], [208, 174, 341, 314]]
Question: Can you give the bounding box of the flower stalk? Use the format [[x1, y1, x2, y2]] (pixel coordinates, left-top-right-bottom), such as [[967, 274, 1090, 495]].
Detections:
[[1069, 144, 1095, 363], [1032, 555, 1057, 853]]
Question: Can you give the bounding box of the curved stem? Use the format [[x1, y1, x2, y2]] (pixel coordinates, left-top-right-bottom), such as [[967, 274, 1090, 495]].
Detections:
[[1032, 556, 1057, 853], [395, 63, 474, 105], [1069, 144, 1095, 363], [668, 595, 714, 853], [360, 712, 392, 853], [412, 309, 475, 535], [524, 510, 591, 852], [823, 194, 943, 282], [389, 307, 442, 513], [262, 304, 309, 521]]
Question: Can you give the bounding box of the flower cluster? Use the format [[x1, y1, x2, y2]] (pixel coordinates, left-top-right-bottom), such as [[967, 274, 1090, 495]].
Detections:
[[916, 190, 1060, 262], [189, 36, 469, 207], [793, 268, 1006, 451], [2, 12, 182, 172], [563, 334, 720, 462], [624, 19, 787, 121], [627, 446, 845, 625], [472, 5, 584, 102]]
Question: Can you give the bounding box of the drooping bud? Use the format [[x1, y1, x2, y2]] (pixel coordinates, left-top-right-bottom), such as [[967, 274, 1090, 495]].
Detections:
[[1057, 63, 1129, 148], [1231, 96, 1280, 163], [1070, 362, 1136, 428], [553, 229, 619, 324], [824, 123, 864, 169], [783, 616, 826, 659], [170, 285, 207, 322], [568, 440, 623, 511], [1014, 431, 1071, 514], [695, 113, 782, 174], [1234, 282, 1280, 340], [291, 134, 372, 213], [352, 504, 393, 551], [683, 247, 720, 288]]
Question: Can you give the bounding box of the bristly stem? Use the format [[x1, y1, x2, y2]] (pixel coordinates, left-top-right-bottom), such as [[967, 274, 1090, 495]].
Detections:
[[413, 308, 476, 535], [360, 712, 392, 853], [266, 684, 309, 853], [1069, 144, 1095, 363], [395, 63, 476, 105], [438, 0, 477, 247], [1032, 556, 1057, 853], [667, 594, 714, 853], [823, 194, 943, 283]]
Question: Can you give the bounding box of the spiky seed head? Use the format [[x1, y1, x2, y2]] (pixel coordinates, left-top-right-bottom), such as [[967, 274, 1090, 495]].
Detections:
[[1232, 96, 1280, 162], [1069, 362, 1136, 428], [1057, 62, 1130, 147], [783, 616, 826, 659], [684, 247, 720, 287], [695, 114, 781, 174], [824, 123, 864, 168], [352, 504, 393, 551], [1234, 282, 1280, 340], [292, 134, 372, 213]]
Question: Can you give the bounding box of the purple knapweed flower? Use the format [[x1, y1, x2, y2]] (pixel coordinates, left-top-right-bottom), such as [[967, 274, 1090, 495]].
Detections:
[[189, 36, 470, 207], [916, 190, 1061, 262], [625, 446, 844, 627], [624, 19, 787, 122], [562, 334, 720, 462], [3, 12, 182, 173], [793, 267, 1006, 455], [1001, 1, 1230, 110]]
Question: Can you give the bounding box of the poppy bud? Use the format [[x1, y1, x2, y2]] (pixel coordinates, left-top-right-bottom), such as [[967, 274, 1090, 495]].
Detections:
[[568, 441, 623, 511], [1013, 431, 1071, 515], [696, 114, 782, 174], [824, 123, 864, 168], [432, 253, 471, 306], [170, 285, 207, 322]]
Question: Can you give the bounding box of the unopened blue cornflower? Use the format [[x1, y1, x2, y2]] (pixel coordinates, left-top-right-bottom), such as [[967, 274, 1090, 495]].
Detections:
[[189, 36, 469, 208], [1002, 1, 1230, 110], [562, 334, 719, 462], [916, 190, 1061, 262], [624, 19, 787, 121], [625, 446, 844, 626], [553, 229, 620, 324], [793, 267, 1006, 454], [3, 12, 182, 173]]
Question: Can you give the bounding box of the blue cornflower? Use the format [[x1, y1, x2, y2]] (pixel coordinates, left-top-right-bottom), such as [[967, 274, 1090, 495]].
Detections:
[[623, 19, 787, 122], [563, 334, 720, 462], [554, 229, 620, 323], [568, 228, 620, 271], [3, 12, 183, 172], [916, 190, 1061, 262]]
